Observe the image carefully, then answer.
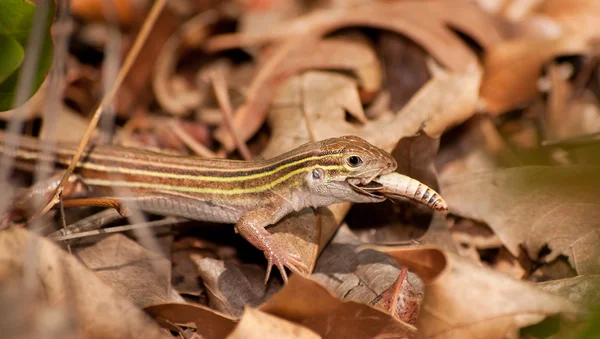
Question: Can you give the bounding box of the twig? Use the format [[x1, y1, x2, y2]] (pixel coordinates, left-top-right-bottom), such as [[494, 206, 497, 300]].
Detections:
[[211, 71, 252, 160], [37, 0, 167, 218], [47, 208, 123, 239], [50, 218, 186, 242]]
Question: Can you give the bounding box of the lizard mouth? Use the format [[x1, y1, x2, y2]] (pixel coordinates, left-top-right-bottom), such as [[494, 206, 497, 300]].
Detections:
[[346, 177, 387, 200]]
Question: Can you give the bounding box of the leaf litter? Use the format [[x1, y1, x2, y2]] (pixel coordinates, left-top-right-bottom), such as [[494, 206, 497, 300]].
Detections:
[[2, 0, 600, 337]]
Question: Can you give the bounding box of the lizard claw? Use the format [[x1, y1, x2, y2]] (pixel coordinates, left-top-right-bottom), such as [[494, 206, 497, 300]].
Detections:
[[263, 242, 310, 284]]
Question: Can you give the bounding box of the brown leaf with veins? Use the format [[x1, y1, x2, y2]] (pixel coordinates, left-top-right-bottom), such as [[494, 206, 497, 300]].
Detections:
[[260, 275, 416, 338], [0, 228, 168, 339], [206, 0, 503, 72], [75, 233, 181, 308], [377, 246, 580, 338], [215, 37, 381, 151], [228, 307, 320, 339], [480, 34, 591, 114], [441, 166, 600, 274]]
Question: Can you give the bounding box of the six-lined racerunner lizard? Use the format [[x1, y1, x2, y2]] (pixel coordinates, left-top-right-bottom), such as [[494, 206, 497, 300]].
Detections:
[[0, 132, 447, 282]]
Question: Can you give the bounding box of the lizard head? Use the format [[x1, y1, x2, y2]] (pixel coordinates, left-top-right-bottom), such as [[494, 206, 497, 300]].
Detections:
[[306, 136, 397, 205]]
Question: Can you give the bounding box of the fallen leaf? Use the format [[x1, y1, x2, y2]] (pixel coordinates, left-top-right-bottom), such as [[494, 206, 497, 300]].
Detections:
[[192, 256, 281, 318], [378, 246, 580, 338], [260, 275, 416, 338], [144, 302, 237, 338], [371, 267, 421, 326], [75, 233, 180, 308], [228, 307, 320, 339], [265, 63, 481, 157], [538, 275, 600, 306], [441, 166, 600, 274], [311, 225, 423, 307], [215, 37, 381, 151], [0, 227, 168, 338], [206, 0, 503, 72], [480, 34, 591, 114]]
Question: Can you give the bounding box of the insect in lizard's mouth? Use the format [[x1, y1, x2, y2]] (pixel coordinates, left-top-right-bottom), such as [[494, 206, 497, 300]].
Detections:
[[346, 173, 449, 212]]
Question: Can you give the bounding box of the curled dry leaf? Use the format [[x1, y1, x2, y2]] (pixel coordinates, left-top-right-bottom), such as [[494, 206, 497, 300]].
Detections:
[[441, 166, 600, 275], [207, 0, 503, 72], [480, 35, 591, 114], [377, 246, 580, 338], [0, 228, 168, 339], [260, 275, 416, 338], [215, 37, 381, 151], [228, 307, 320, 339], [75, 233, 179, 308], [144, 302, 236, 338]]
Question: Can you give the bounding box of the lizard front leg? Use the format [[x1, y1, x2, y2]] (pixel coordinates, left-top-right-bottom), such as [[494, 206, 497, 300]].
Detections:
[[235, 207, 309, 283]]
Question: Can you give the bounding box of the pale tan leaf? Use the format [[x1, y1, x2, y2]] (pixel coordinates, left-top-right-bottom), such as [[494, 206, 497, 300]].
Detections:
[[260, 275, 416, 338], [207, 0, 503, 72], [0, 228, 168, 339], [480, 35, 591, 114], [75, 234, 178, 308], [227, 307, 320, 339], [441, 166, 600, 274], [377, 246, 580, 338]]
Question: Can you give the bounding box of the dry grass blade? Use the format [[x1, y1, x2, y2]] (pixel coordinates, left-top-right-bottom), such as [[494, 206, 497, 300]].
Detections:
[[37, 0, 167, 217]]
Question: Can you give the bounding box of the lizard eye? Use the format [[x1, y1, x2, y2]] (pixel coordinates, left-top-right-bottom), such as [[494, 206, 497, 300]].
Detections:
[[347, 155, 363, 167]]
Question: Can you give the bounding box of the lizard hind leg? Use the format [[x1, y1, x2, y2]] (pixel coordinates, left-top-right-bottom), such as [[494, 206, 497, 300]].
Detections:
[[234, 208, 309, 283]]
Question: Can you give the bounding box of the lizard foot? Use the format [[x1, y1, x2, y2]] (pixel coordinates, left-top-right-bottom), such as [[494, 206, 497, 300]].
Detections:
[[263, 241, 309, 284]]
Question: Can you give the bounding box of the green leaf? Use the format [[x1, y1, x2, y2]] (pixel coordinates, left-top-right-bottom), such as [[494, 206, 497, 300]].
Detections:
[[0, 35, 24, 83], [0, 0, 54, 111]]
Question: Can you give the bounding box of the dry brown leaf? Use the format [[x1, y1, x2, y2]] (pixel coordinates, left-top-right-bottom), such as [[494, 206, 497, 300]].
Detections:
[[480, 35, 591, 114], [144, 302, 237, 338], [192, 256, 281, 318], [214, 37, 380, 151], [207, 0, 503, 72], [371, 267, 421, 326], [311, 225, 423, 306], [538, 275, 600, 305], [74, 233, 178, 308], [265, 63, 481, 157], [441, 166, 600, 274], [260, 275, 416, 338], [377, 246, 580, 338], [228, 307, 320, 339], [0, 228, 168, 339]]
